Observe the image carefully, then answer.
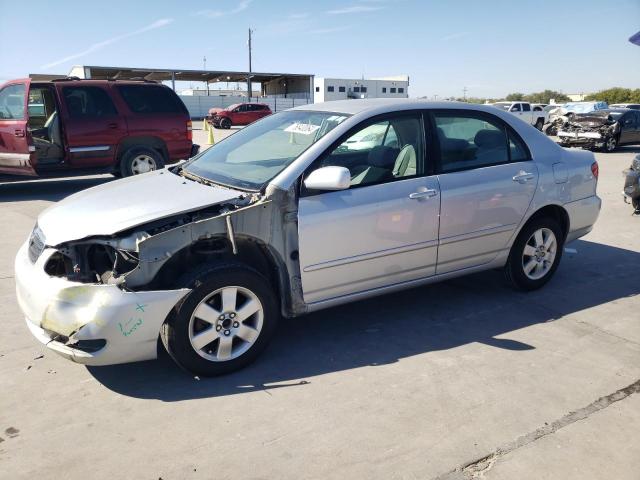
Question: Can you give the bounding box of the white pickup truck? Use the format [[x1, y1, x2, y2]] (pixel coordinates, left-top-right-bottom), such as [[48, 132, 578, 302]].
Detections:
[[491, 102, 548, 130]]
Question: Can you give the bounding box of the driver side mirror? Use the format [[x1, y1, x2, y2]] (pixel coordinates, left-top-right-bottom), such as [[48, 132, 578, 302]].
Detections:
[[304, 166, 350, 191]]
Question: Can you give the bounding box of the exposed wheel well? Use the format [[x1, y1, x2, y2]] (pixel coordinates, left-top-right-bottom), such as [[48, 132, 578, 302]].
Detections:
[[523, 204, 569, 242], [150, 235, 289, 314], [116, 137, 168, 168]]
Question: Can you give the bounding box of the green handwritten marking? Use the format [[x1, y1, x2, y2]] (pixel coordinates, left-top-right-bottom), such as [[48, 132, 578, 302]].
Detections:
[[118, 317, 144, 337], [135, 303, 147, 313]]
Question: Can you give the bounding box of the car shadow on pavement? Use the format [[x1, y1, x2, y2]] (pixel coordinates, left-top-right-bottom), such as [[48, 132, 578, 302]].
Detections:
[[88, 239, 640, 401], [0, 175, 113, 203]]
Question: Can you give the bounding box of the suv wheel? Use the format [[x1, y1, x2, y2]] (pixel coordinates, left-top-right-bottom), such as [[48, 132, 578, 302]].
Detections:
[[120, 146, 165, 177], [162, 263, 278, 376], [220, 118, 232, 129], [504, 216, 564, 291]]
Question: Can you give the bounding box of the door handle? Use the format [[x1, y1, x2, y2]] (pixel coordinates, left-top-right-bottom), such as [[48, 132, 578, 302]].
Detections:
[[107, 123, 118, 129], [512, 171, 535, 183], [14, 129, 25, 137], [409, 188, 438, 200]]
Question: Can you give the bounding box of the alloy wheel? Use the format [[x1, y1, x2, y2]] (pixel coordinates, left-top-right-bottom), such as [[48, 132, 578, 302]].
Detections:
[[188, 286, 264, 362], [522, 227, 557, 280]]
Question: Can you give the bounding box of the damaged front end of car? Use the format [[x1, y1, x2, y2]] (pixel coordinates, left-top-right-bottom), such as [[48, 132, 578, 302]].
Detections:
[[557, 112, 620, 150], [16, 179, 304, 365]]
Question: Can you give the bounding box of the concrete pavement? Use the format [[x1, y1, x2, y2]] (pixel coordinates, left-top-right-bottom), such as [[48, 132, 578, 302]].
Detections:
[[0, 144, 638, 480]]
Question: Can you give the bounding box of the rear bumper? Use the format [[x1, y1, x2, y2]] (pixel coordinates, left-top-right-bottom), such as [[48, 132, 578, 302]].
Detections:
[[564, 195, 601, 243], [15, 241, 189, 366]]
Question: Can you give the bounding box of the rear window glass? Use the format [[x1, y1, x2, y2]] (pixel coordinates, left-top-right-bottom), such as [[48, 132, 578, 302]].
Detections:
[[117, 85, 187, 114], [62, 86, 117, 118]]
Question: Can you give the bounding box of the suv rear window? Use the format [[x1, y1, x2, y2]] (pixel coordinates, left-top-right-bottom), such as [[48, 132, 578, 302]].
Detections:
[[116, 85, 187, 114]]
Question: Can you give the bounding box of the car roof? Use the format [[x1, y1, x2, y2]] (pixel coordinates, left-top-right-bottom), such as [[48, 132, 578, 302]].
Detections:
[[292, 98, 502, 116]]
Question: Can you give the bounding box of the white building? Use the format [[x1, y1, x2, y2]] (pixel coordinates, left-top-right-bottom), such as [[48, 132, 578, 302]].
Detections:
[[314, 76, 409, 102]]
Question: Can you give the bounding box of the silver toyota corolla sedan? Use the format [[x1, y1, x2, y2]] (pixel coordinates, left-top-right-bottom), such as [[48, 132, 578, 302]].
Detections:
[[15, 99, 601, 376]]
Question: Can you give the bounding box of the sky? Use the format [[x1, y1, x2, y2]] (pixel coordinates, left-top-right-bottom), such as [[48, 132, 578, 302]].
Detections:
[[1, 0, 639, 99]]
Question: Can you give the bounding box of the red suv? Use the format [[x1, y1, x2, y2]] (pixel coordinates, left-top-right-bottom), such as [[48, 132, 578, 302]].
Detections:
[[210, 103, 272, 129], [0, 78, 198, 178]]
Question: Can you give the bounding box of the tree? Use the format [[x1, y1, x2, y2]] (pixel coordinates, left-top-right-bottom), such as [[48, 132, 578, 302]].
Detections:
[[584, 87, 640, 104], [523, 90, 570, 104], [506, 92, 525, 101]]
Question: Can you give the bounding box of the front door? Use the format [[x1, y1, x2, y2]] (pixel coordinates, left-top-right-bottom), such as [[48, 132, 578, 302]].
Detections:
[[619, 111, 640, 145], [0, 81, 36, 175], [57, 84, 125, 167], [298, 112, 441, 304], [432, 110, 538, 273]]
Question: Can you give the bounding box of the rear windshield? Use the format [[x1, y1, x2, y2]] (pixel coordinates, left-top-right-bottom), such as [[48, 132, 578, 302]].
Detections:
[[116, 85, 187, 115]]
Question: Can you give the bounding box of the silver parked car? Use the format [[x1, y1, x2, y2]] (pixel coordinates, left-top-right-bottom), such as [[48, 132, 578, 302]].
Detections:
[[15, 99, 601, 376]]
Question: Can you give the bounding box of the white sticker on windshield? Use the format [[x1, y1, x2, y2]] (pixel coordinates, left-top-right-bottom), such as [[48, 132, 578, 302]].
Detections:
[[285, 123, 321, 135]]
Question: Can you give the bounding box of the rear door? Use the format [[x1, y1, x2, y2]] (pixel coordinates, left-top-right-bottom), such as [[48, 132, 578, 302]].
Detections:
[[0, 80, 36, 175], [432, 110, 538, 273], [57, 84, 125, 167]]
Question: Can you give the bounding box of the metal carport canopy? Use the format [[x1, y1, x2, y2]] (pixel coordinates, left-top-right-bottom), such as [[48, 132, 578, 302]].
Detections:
[[78, 65, 312, 86]]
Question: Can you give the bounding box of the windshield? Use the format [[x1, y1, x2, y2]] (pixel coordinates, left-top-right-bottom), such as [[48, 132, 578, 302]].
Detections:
[[225, 103, 241, 111], [564, 102, 608, 113], [493, 102, 512, 111], [184, 110, 350, 190]]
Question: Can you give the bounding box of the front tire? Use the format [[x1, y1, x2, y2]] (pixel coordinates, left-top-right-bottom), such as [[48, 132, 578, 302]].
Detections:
[[504, 217, 564, 291], [602, 135, 618, 153], [163, 264, 279, 376], [220, 118, 232, 129]]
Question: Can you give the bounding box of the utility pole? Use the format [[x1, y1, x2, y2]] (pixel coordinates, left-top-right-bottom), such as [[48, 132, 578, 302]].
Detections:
[[203, 56, 209, 96], [462, 86, 468, 101], [247, 28, 253, 100]]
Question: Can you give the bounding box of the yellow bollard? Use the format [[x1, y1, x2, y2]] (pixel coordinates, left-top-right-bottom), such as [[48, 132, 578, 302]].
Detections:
[[203, 117, 209, 132], [207, 125, 215, 145]]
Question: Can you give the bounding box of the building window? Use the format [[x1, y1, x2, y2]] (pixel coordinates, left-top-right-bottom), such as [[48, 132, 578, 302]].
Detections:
[[398, 88, 404, 94], [390, 88, 396, 93], [327, 86, 334, 92], [315, 86, 320, 92], [353, 86, 360, 93], [361, 86, 367, 93], [339, 86, 345, 92], [382, 87, 387, 93]]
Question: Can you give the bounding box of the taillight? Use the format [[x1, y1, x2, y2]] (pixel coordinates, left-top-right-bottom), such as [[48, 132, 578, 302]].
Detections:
[[186, 120, 193, 141], [591, 161, 599, 180]]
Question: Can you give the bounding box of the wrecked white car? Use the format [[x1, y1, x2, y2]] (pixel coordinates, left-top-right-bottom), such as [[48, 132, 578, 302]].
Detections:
[[16, 100, 601, 376]]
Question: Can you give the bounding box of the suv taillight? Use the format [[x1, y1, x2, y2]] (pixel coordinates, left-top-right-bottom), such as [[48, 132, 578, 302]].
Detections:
[[591, 161, 599, 180], [186, 120, 193, 141]]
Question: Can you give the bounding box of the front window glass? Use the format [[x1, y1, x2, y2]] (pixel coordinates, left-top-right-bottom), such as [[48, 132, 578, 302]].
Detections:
[[316, 114, 424, 187], [185, 110, 349, 190], [0, 84, 26, 120]]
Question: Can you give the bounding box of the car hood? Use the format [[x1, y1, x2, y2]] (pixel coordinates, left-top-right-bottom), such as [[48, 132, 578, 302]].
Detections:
[[570, 112, 616, 127], [38, 169, 245, 246]]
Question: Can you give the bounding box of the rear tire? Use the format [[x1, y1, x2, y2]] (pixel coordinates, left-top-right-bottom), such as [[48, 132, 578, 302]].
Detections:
[[504, 216, 564, 291], [162, 263, 279, 376], [119, 146, 165, 177]]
